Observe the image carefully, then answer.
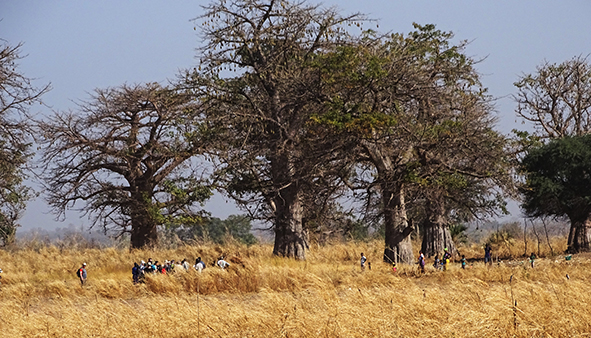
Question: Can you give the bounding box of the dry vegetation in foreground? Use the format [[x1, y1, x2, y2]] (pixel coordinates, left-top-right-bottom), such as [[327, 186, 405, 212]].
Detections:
[[0, 239, 590, 337]]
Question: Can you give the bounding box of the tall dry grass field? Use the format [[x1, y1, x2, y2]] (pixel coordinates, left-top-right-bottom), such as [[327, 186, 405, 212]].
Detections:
[[0, 239, 589, 337]]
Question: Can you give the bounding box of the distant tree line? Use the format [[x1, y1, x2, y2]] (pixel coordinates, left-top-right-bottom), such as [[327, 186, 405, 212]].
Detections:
[[2, 0, 591, 261]]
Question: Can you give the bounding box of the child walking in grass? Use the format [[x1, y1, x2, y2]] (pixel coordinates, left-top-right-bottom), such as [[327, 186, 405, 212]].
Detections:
[[460, 255, 467, 269]]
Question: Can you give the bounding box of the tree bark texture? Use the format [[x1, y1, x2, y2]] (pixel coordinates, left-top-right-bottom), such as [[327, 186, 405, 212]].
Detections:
[[421, 221, 456, 258], [129, 191, 159, 249], [382, 185, 414, 265], [567, 215, 591, 253], [361, 140, 415, 265], [421, 199, 456, 257], [271, 152, 307, 260]]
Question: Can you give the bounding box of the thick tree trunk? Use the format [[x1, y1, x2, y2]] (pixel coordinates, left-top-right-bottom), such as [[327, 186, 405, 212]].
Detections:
[[272, 188, 307, 259], [382, 185, 414, 265], [271, 152, 307, 260], [129, 191, 159, 249], [421, 223, 455, 258], [360, 140, 414, 265], [421, 199, 456, 257], [131, 220, 158, 249], [567, 214, 591, 253]]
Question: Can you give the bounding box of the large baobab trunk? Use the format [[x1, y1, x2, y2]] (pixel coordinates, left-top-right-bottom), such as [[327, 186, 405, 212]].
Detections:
[[129, 190, 159, 249], [271, 152, 307, 260], [567, 213, 591, 253], [421, 199, 456, 257], [272, 186, 307, 259], [382, 184, 414, 265], [362, 140, 415, 265]]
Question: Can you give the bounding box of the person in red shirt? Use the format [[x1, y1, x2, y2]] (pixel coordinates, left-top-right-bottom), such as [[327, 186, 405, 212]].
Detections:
[[77, 263, 87, 285]]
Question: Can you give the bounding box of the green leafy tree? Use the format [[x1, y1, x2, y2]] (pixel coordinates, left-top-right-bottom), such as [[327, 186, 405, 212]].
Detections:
[[449, 223, 468, 245], [163, 214, 257, 245], [0, 40, 50, 246], [38, 83, 212, 249], [519, 134, 591, 252], [207, 215, 257, 245], [186, 0, 365, 259], [314, 25, 511, 262], [514, 56, 591, 252]]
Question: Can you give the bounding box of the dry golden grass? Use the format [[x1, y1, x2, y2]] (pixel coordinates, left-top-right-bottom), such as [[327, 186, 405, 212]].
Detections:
[[1, 239, 590, 337]]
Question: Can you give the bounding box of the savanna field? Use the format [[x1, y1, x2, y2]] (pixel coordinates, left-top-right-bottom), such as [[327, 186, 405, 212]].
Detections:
[[0, 239, 590, 338]]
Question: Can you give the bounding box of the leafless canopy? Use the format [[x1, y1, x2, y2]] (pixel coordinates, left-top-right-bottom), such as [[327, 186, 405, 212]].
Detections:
[[515, 56, 591, 138], [38, 83, 211, 247]]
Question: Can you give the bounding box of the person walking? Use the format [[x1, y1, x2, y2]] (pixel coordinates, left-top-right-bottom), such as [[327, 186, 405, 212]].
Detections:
[[181, 258, 190, 271], [460, 255, 467, 269], [138, 261, 146, 283], [418, 251, 425, 273], [484, 244, 492, 266], [132, 262, 140, 284], [443, 248, 452, 271], [194, 257, 206, 272], [360, 253, 367, 271], [530, 252, 536, 268], [77, 263, 87, 285]]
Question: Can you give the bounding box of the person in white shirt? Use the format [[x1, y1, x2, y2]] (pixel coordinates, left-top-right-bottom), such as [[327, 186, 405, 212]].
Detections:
[[194, 257, 206, 272], [360, 253, 367, 270], [181, 258, 190, 271], [217, 256, 230, 270]]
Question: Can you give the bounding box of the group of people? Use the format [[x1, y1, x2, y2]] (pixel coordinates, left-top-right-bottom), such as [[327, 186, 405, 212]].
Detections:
[[359, 244, 511, 273], [75, 244, 537, 286], [431, 248, 454, 271], [131, 256, 231, 284], [70, 255, 232, 286]]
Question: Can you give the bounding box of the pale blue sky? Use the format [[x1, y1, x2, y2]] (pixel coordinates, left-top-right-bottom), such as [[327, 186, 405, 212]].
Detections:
[[2, 1, 590, 231]]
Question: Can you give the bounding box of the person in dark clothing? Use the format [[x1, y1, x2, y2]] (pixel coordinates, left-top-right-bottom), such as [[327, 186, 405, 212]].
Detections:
[[484, 244, 492, 265], [443, 248, 452, 271], [132, 262, 140, 284], [418, 251, 425, 273]]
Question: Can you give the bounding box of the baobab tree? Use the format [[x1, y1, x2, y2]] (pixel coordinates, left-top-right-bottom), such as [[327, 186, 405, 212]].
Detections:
[[38, 83, 212, 248], [186, 0, 365, 259]]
